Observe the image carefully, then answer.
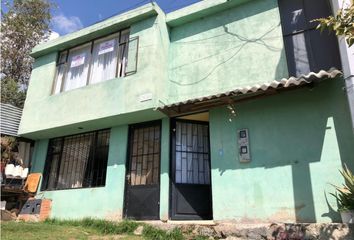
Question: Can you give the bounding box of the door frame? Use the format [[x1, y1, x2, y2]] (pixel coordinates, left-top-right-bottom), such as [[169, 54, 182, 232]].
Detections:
[[169, 117, 213, 220], [123, 120, 162, 220]]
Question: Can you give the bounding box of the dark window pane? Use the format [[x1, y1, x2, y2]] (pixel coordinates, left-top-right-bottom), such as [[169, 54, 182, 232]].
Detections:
[[279, 0, 341, 77], [284, 33, 311, 76], [42, 129, 110, 190], [303, 0, 332, 29], [278, 0, 307, 35], [306, 29, 341, 72]]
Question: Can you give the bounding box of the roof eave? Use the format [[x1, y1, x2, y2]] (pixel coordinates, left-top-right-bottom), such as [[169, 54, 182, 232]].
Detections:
[[166, 0, 251, 27], [157, 69, 342, 116]]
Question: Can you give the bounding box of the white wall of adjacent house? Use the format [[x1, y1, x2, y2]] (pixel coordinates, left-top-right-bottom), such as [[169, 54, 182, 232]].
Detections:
[[330, 0, 354, 133]]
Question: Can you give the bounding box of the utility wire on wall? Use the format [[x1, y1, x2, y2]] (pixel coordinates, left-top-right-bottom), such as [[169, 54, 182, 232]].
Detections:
[[169, 24, 280, 86]]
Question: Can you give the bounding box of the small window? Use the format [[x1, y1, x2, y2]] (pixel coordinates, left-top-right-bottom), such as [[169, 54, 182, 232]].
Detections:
[[42, 129, 110, 190], [53, 28, 138, 94]]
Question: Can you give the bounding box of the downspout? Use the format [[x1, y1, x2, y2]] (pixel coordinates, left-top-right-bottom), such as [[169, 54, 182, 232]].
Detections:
[[330, 0, 354, 133]]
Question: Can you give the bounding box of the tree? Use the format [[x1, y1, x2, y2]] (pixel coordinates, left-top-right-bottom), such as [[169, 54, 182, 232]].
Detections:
[[1, 0, 53, 108], [314, 2, 354, 47]]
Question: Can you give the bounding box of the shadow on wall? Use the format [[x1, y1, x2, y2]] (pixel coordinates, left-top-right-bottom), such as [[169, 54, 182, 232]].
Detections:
[[275, 47, 288, 80], [210, 78, 354, 223]]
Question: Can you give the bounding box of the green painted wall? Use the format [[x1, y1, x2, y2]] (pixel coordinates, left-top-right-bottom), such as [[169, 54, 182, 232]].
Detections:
[[30, 119, 172, 220], [19, 0, 287, 139], [20, 0, 354, 223], [32, 125, 129, 219], [160, 118, 170, 220], [209, 78, 354, 222], [166, 0, 288, 104], [30, 78, 354, 222], [19, 13, 169, 139]]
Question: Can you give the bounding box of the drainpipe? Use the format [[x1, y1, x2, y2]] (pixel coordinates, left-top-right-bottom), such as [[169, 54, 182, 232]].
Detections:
[[330, 0, 354, 133]]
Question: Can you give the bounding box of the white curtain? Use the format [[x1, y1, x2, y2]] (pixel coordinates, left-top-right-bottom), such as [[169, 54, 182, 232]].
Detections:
[[57, 135, 92, 189], [54, 65, 66, 94], [89, 35, 119, 84], [63, 45, 91, 91]]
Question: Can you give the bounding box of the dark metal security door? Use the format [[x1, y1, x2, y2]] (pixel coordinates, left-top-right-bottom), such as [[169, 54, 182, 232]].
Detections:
[[171, 119, 213, 220], [124, 121, 161, 220]]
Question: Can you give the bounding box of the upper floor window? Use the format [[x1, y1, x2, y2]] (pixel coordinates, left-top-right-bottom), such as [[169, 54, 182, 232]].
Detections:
[[41, 129, 110, 191], [278, 0, 341, 77], [53, 28, 139, 94]]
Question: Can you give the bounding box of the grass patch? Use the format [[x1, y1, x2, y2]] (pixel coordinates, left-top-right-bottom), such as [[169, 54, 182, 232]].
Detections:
[[45, 218, 139, 235], [1, 221, 98, 240], [142, 225, 184, 240], [1, 218, 209, 240]]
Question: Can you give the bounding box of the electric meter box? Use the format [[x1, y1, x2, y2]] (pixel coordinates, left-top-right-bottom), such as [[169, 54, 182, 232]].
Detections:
[[237, 128, 251, 162]]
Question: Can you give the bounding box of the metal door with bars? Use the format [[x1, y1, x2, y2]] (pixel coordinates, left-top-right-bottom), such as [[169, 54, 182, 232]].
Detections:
[[124, 121, 161, 220], [170, 119, 213, 220]]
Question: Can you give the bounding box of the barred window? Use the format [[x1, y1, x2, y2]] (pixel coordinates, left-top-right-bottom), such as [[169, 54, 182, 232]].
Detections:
[[42, 129, 110, 191]]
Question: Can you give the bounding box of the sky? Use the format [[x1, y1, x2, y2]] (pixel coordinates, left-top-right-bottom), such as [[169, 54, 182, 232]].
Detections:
[[2, 0, 201, 36]]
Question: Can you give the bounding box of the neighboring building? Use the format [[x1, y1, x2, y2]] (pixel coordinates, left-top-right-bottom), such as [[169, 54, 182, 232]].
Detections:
[[19, 0, 354, 222], [1, 103, 33, 169]]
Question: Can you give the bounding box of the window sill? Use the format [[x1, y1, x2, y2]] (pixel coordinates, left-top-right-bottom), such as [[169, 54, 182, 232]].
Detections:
[[51, 76, 126, 96], [40, 185, 106, 192]]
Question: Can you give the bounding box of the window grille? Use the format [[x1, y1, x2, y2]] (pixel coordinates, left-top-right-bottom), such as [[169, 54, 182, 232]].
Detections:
[[127, 124, 161, 186], [42, 129, 110, 191], [175, 121, 210, 185]]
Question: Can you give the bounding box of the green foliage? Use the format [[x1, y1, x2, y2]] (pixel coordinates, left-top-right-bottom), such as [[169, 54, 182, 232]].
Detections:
[[44, 218, 186, 239], [44, 218, 139, 235], [0, 78, 26, 108], [330, 165, 354, 212], [0, 135, 19, 164], [3, 219, 217, 240], [1, 0, 53, 108], [1, 221, 99, 240], [142, 225, 184, 240], [313, 3, 354, 47]]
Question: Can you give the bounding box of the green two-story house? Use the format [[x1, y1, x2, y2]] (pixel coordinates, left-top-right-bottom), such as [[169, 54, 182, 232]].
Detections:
[[19, 0, 354, 223]]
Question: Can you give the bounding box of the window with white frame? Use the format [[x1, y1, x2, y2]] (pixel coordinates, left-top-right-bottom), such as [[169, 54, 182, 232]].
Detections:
[[53, 28, 138, 94]]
